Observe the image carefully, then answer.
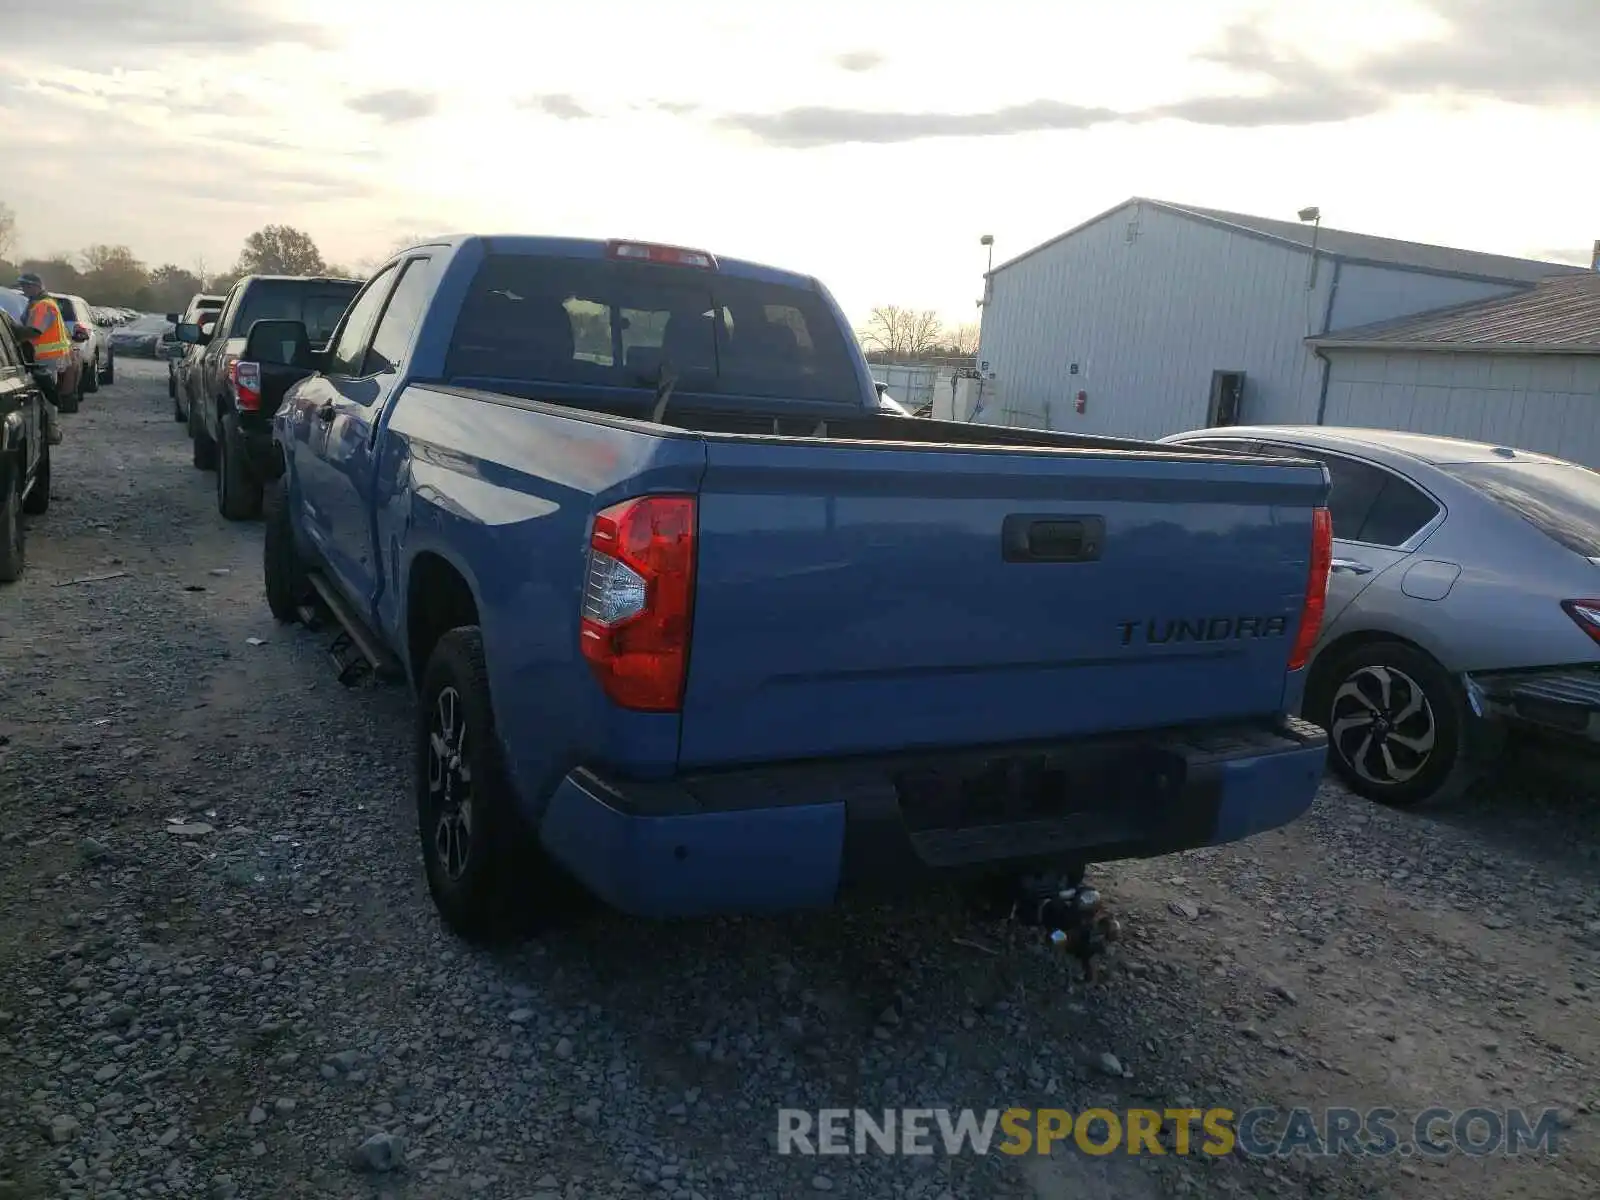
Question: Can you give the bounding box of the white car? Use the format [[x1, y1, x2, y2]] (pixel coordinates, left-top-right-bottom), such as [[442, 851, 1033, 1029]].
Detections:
[[53, 293, 114, 396]]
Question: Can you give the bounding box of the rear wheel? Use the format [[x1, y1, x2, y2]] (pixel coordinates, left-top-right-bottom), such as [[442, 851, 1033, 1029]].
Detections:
[[21, 443, 50, 515], [417, 627, 584, 942], [263, 481, 313, 622], [1311, 641, 1466, 807], [216, 413, 263, 520], [0, 462, 24, 583]]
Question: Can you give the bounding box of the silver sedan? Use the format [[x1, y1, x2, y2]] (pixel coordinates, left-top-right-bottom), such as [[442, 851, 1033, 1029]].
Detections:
[[1162, 425, 1600, 806]]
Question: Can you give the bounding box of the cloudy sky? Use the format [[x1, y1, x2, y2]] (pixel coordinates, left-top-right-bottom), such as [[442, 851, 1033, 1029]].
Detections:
[[2, 0, 1596, 324]]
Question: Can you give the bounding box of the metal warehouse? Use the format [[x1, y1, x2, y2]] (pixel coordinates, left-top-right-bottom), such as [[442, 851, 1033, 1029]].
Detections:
[[975, 197, 1598, 456]]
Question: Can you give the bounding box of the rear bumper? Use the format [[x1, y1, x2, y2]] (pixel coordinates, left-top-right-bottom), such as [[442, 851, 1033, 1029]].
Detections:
[[1466, 666, 1600, 744], [536, 717, 1328, 919]]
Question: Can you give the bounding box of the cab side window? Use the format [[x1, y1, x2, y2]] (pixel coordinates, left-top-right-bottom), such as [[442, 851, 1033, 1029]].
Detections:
[[327, 265, 400, 377]]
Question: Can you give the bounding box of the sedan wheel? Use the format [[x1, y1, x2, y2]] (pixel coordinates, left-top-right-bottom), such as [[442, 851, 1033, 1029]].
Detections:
[[1316, 641, 1464, 807]]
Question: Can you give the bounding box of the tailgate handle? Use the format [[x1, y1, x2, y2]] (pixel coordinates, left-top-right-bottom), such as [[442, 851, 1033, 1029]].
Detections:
[[1002, 514, 1104, 563]]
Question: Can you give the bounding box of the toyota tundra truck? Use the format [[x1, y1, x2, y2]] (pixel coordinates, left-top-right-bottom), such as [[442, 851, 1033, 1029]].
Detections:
[[248, 234, 1333, 941]]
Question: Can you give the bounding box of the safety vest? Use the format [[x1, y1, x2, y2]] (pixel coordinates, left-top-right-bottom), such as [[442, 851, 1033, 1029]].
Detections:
[[25, 296, 71, 364]]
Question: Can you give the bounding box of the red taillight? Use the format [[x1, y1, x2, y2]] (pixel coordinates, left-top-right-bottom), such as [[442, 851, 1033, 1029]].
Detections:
[[228, 359, 262, 411], [1288, 507, 1332, 671], [1561, 600, 1600, 646], [579, 495, 697, 712], [604, 240, 717, 270]]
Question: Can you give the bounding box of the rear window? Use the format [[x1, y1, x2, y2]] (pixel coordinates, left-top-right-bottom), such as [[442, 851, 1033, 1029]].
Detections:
[[234, 280, 361, 345], [1441, 459, 1600, 557], [55, 296, 80, 321], [444, 254, 859, 404]]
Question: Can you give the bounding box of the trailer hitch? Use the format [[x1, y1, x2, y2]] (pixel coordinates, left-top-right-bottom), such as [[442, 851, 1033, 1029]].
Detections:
[[1014, 878, 1121, 982]]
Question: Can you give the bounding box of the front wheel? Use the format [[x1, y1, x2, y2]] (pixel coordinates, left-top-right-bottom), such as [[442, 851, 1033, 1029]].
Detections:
[[1311, 641, 1466, 807], [416, 627, 584, 942], [0, 463, 25, 583], [100, 354, 114, 385], [83, 356, 100, 394], [262, 481, 312, 621]]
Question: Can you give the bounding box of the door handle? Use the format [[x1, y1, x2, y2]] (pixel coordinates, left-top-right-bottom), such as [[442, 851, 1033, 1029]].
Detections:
[[1330, 557, 1372, 576], [1001, 514, 1105, 563], [316, 403, 335, 423]]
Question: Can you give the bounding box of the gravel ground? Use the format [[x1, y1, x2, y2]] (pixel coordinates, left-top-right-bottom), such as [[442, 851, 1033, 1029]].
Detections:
[[2, 359, 1598, 1200]]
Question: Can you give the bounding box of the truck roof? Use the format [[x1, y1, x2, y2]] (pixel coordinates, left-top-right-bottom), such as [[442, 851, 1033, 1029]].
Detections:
[[395, 235, 821, 291]]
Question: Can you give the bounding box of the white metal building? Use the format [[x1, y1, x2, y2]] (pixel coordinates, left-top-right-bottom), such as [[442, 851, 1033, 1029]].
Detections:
[[1311, 274, 1600, 465], [976, 198, 1592, 443]]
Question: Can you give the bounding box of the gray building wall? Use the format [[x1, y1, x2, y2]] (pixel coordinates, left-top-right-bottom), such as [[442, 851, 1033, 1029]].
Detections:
[[1327, 263, 1524, 331], [977, 202, 1555, 441], [977, 202, 1330, 439], [1322, 350, 1600, 467]]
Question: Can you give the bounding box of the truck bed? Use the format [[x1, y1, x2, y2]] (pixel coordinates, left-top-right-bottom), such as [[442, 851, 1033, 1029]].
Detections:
[[392, 382, 1326, 771]]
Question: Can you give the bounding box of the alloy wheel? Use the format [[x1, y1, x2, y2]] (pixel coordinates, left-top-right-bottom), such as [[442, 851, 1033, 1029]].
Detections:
[[1329, 664, 1437, 787], [427, 686, 474, 881]]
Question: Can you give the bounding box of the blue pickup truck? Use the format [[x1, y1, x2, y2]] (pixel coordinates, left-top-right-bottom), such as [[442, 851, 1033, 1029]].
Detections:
[[254, 234, 1333, 941]]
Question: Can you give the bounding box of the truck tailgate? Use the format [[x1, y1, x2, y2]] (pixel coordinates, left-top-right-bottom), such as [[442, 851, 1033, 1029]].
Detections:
[[678, 439, 1325, 768]]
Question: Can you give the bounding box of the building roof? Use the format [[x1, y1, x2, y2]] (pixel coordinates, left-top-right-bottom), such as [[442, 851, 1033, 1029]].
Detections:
[[989, 197, 1589, 286], [1309, 272, 1600, 355]]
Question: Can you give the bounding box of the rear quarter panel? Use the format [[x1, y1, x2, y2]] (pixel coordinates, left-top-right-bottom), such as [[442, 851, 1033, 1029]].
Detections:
[[374, 386, 709, 817]]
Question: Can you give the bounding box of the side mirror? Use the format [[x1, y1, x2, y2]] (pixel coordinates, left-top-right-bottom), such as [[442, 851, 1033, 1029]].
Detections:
[[165, 312, 181, 324], [873, 381, 888, 397], [176, 322, 209, 345], [71, 325, 90, 343], [243, 318, 313, 369]]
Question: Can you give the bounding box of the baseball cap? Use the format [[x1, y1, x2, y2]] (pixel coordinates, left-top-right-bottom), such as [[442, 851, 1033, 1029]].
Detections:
[[14, 272, 43, 288]]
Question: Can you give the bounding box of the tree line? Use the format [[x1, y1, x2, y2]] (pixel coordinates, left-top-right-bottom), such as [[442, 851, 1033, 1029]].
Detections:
[[858, 305, 980, 361], [0, 201, 364, 314]]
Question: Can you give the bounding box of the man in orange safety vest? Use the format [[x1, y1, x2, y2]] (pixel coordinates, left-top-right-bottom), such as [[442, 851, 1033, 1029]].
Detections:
[[16, 272, 66, 444]]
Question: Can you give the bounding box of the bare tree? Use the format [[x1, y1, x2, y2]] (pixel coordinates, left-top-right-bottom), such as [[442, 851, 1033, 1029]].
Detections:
[[946, 322, 980, 355], [859, 305, 945, 359], [0, 201, 16, 263]]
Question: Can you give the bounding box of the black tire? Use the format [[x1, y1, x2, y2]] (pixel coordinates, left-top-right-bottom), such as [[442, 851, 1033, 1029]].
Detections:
[[416, 627, 584, 942], [56, 374, 80, 415], [191, 403, 217, 470], [0, 462, 24, 583], [21, 442, 50, 516], [101, 353, 114, 385], [216, 413, 263, 520], [1309, 640, 1466, 807], [263, 481, 312, 622], [168, 369, 177, 401], [83, 356, 100, 394]]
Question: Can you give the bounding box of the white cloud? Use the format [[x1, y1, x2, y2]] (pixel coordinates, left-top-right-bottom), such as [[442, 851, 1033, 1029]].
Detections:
[[0, 0, 1594, 324]]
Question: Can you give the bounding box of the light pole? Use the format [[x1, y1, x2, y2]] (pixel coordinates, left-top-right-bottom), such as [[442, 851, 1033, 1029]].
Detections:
[[1298, 206, 1321, 290], [979, 234, 994, 308]]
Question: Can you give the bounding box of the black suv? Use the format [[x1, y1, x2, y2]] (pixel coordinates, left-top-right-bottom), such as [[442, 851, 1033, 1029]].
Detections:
[[0, 311, 54, 581], [177, 274, 361, 520]]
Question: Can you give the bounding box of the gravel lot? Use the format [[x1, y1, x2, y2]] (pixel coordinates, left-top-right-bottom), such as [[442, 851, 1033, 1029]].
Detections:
[[2, 359, 1598, 1200]]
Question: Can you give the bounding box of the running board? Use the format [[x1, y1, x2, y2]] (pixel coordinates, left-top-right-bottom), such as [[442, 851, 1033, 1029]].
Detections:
[[305, 572, 405, 685]]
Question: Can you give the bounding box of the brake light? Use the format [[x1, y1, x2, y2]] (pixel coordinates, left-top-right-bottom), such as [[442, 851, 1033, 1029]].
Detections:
[[579, 495, 697, 711], [1288, 507, 1332, 671], [604, 240, 718, 270], [228, 359, 262, 411], [1561, 600, 1600, 646]]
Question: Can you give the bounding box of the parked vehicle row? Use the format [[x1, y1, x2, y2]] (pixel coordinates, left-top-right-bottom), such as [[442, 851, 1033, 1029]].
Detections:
[[0, 287, 71, 583], [172, 277, 362, 519]]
